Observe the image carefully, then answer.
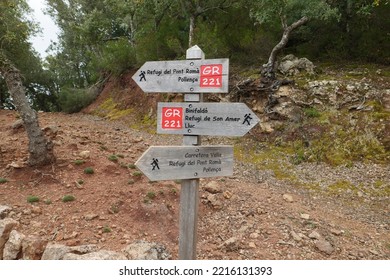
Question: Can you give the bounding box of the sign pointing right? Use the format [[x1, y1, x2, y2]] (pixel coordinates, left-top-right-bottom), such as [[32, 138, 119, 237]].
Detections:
[[157, 102, 260, 136]]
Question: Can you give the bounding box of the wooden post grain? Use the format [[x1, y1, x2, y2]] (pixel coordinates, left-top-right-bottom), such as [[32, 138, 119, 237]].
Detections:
[[178, 46, 204, 260]]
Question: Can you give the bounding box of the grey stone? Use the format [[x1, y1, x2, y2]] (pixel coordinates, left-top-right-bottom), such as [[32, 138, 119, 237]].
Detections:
[[85, 214, 99, 221], [290, 231, 302, 242], [122, 240, 171, 260], [330, 228, 344, 236], [207, 194, 223, 209], [219, 237, 240, 252], [21, 235, 48, 260], [283, 194, 294, 203], [315, 239, 334, 255], [3, 230, 24, 260], [0, 218, 19, 260], [300, 213, 310, 220], [41, 243, 98, 260], [278, 55, 315, 76], [11, 119, 24, 130], [309, 231, 321, 240], [0, 205, 11, 219], [63, 250, 127, 260], [203, 181, 222, 194]]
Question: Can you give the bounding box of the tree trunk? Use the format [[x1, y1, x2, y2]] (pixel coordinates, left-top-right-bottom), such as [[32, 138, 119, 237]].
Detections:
[[262, 16, 309, 80], [188, 14, 196, 47], [0, 53, 55, 166]]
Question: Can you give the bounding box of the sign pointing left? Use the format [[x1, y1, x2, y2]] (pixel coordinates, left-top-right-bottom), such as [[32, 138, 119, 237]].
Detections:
[[135, 146, 233, 181], [132, 59, 229, 93]]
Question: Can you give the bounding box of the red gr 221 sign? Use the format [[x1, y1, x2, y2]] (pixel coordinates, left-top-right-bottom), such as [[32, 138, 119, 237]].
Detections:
[[162, 107, 183, 129], [200, 64, 223, 88]]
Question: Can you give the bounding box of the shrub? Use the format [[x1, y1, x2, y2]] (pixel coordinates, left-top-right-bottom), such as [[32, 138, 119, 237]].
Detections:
[[62, 195, 75, 202], [74, 160, 85, 166], [90, 38, 137, 76], [84, 167, 94, 174], [128, 164, 136, 169], [108, 155, 118, 162], [103, 226, 111, 233], [146, 191, 156, 200], [0, 178, 8, 184], [27, 196, 40, 203], [304, 107, 321, 118], [59, 87, 97, 114]]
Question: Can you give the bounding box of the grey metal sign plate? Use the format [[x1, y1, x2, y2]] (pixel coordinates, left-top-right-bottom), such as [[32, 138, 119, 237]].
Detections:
[[135, 146, 233, 181], [132, 59, 229, 93], [157, 102, 260, 136]]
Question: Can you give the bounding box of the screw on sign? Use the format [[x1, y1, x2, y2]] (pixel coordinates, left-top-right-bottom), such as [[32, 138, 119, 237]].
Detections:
[[200, 64, 223, 88], [162, 107, 183, 129]]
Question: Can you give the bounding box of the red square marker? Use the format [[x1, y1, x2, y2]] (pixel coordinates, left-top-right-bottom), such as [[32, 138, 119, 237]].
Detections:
[[162, 107, 183, 129], [200, 64, 223, 88]]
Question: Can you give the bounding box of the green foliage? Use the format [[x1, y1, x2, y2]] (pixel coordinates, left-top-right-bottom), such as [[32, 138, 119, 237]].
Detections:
[[108, 154, 119, 162], [84, 167, 94, 174], [304, 107, 321, 118], [250, 0, 339, 26], [3, 0, 387, 111], [128, 164, 136, 169], [74, 159, 85, 166], [58, 87, 96, 113], [146, 191, 156, 200], [0, 0, 59, 111], [103, 226, 111, 233], [0, 178, 8, 184], [132, 171, 143, 177], [62, 195, 75, 202], [27, 195, 40, 203], [89, 38, 137, 77]]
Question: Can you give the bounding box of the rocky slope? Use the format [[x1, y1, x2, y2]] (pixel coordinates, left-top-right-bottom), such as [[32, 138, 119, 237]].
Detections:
[[0, 61, 389, 260]]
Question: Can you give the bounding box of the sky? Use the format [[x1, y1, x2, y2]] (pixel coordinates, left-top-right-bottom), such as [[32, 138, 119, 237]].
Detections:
[[27, 0, 60, 58]]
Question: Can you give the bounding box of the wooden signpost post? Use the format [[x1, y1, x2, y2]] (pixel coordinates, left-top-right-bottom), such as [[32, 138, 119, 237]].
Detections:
[[133, 45, 259, 260]]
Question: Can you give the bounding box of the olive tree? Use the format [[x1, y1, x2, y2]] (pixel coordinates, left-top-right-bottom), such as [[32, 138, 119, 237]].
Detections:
[[0, 0, 55, 166], [250, 0, 339, 79]]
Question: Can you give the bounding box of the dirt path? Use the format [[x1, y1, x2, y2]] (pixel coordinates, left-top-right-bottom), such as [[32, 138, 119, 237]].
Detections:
[[0, 110, 389, 259]]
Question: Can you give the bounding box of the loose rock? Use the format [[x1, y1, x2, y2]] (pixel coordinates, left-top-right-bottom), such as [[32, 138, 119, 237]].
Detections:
[[3, 230, 24, 260], [283, 194, 294, 203], [21, 236, 48, 260], [290, 231, 302, 242], [309, 231, 321, 240], [315, 239, 334, 255], [0, 205, 11, 219], [0, 218, 19, 260], [63, 250, 127, 260], [122, 240, 171, 260], [203, 181, 222, 194]]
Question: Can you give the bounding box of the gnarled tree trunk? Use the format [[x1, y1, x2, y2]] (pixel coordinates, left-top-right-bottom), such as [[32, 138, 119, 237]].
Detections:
[[0, 53, 55, 166], [262, 16, 309, 80]]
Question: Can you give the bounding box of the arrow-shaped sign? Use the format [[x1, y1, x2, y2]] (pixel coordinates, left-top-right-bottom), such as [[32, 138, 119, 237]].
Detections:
[[157, 102, 260, 136], [132, 59, 229, 93], [135, 146, 233, 181]]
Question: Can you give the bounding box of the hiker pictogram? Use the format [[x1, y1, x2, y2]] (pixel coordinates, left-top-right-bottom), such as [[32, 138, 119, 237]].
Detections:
[[151, 158, 160, 170], [243, 113, 253, 125], [139, 71, 146, 82]]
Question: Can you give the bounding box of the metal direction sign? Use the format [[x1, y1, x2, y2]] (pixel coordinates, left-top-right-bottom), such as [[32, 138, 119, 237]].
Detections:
[[135, 146, 233, 181], [132, 59, 229, 93], [157, 102, 260, 136]]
